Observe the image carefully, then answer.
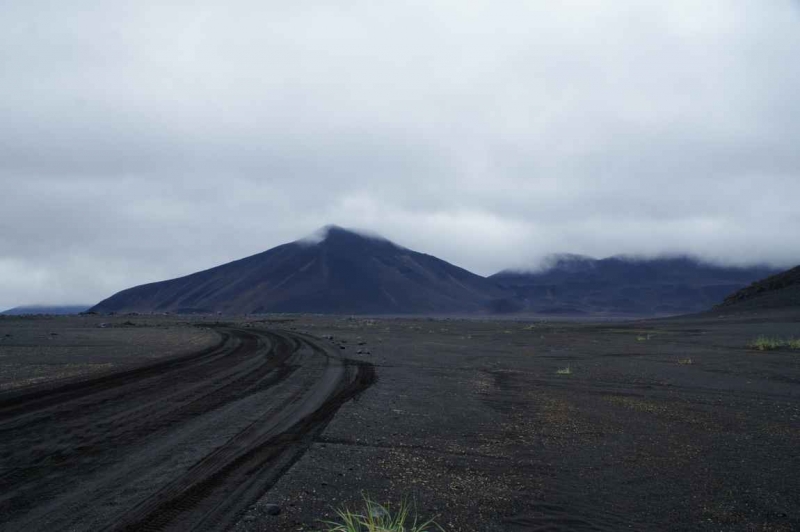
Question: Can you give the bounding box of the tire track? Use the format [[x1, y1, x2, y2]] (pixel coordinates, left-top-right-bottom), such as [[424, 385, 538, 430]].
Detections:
[[0, 327, 375, 532]]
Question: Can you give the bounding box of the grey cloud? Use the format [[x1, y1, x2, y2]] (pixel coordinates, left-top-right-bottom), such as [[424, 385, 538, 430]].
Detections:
[[1, 0, 800, 308]]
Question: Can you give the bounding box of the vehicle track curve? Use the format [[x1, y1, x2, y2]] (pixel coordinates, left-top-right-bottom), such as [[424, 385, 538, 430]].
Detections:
[[0, 326, 375, 531]]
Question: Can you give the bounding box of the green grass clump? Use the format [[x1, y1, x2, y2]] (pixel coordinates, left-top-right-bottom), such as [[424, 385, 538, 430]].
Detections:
[[321, 496, 443, 532], [677, 358, 693, 365], [556, 366, 572, 375], [748, 336, 800, 351]]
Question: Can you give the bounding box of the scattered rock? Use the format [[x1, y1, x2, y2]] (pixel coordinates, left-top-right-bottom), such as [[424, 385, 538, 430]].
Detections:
[[264, 503, 281, 516]]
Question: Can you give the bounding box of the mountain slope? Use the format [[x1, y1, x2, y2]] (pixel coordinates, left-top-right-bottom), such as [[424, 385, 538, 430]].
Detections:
[[718, 265, 800, 310], [490, 255, 779, 315], [90, 226, 503, 315]]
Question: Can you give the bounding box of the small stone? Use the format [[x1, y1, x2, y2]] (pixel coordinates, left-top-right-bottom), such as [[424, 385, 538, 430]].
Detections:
[[264, 504, 281, 516]]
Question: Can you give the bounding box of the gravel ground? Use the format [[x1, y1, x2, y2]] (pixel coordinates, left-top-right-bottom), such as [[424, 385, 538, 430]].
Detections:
[[2, 310, 800, 531], [0, 315, 218, 391], [237, 310, 800, 531]]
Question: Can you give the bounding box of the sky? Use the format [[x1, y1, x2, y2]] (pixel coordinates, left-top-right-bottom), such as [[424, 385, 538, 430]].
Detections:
[[1, 0, 800, 308]]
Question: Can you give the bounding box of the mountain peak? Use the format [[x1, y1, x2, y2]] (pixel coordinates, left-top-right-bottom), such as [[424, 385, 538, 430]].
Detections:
[[297, 225, 395, 247], [90, 224, 497, 314]]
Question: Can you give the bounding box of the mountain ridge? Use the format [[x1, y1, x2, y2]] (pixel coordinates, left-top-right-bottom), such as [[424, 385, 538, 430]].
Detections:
[[489, 255, 780, 315], [90, 226, 504, 315], [1, 305, 92, 316], [718, 265, 800, 310], [89, 226, 786, 316]]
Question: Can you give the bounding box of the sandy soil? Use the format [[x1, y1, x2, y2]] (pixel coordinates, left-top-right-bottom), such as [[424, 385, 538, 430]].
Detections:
[[2, 310, 800, 531]]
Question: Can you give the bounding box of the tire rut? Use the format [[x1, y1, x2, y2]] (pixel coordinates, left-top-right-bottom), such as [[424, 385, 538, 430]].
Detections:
[[0, 327, 375, 532]]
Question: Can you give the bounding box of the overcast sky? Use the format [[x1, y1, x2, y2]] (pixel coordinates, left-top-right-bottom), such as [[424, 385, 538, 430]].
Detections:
[[2, 1, 800, 308]]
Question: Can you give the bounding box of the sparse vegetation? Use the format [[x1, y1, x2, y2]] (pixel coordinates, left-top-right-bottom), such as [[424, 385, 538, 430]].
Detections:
[[320, 496, 443, 532], [677, 358, 693, 365], [748, 336, 800, 351], [637, 334, 652, 341], [556, 366, 572, 375], [749, 336, 782, 351]]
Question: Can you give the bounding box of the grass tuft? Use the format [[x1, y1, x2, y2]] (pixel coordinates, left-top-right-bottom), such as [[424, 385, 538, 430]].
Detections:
[[320, 495, 443, 532], [748, 336, 800, 351], [556, 366, 572, 375], [677, 358, 693, 365]]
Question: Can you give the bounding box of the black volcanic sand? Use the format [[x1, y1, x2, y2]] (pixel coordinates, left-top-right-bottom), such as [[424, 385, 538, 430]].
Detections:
[[0, 316, 373, 531], [2, 311, 800, 531], [0, 315, 218, 391]]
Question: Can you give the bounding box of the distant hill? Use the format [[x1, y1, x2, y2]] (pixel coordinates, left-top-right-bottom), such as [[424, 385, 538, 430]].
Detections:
[[90, 226, 504, 315], [1, 305, 91, 316], [489, 255, 779, 316], [718, 265, 800, 310]]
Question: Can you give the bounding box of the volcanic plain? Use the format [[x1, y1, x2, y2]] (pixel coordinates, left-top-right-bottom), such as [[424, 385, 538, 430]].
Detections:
[[1, 310, 799, 531]]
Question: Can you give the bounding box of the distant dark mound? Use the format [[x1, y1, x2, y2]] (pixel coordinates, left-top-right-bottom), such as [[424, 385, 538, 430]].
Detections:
[[718, 265, 800, 310], [90, 225, 504, 315], [490, 255, 779, 316], [1, 305, 91, 316]]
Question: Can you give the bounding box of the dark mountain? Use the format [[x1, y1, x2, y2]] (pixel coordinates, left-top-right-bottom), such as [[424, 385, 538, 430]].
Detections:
[[1, 305, 91, 316], [90, 226, 504, 315], [718, 265, 800, 310], [489, 255, 780, 316]]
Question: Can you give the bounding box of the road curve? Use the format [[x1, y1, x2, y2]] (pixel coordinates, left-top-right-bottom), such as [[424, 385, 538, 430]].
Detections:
[[0, 326, 375, 531]]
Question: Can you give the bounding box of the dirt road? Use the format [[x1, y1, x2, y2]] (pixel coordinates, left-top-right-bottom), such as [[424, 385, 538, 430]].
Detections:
[[0, 326, 375, 531]]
